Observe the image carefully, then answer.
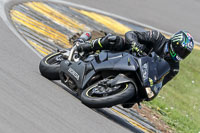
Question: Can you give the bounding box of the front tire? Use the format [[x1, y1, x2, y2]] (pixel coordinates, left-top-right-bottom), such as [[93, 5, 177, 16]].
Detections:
[[39, 52, 63, 80], [81, 79, 135, 108]]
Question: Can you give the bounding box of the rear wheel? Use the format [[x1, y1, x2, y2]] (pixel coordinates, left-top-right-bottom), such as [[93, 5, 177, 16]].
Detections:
[[81, 78, 135, 108], [39, 52, 64, 80]]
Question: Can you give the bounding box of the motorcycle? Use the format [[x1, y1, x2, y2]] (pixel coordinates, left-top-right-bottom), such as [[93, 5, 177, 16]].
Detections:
[[39, 32, 170, 108]]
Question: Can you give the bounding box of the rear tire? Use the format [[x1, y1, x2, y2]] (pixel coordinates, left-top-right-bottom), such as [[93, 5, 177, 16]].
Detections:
[[39, 52, 63, 80], [81, 79, 135, 108]]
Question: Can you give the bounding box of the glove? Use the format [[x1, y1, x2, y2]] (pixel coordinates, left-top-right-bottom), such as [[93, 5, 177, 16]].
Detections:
[[89, 33, 117, 50], [76, 42, 93, 52], [99, 33, 124, 50], [131, 41, 146, 54], [74, 38, 92, 52], [101, 33, 118, 48]]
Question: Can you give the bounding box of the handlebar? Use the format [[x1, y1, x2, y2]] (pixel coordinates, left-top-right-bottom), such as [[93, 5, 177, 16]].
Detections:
[[68, 32, 92, 61]]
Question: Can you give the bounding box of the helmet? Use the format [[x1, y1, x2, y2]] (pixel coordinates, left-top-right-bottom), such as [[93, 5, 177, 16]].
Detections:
[[169, 31, 194, 62]]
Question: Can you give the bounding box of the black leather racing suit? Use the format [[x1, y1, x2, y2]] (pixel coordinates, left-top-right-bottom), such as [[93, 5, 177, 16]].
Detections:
[[124, 30, 179, 86]]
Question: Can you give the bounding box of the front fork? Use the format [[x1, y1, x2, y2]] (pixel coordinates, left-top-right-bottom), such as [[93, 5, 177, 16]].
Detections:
[[68, 45, 77, 61]]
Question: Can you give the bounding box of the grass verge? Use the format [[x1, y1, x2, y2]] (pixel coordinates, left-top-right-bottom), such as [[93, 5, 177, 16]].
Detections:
[[145, 49, 200, 133]]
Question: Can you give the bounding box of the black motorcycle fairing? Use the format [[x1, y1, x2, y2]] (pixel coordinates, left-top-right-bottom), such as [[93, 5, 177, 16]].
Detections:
[[137, 52, 170, 87], [59, 50, 170, 103], [135, 52, 170, 101], [148, 52, 170, 84], [81, 70, 96, 89], [107, 74, 135, 87], [60, 60, 86, 89], [106, 74, 138, 95], [156, 59, 170, 80], [98, 50, 108, 62], [91, 51, 139, 72], [59, 51, 140, 90], [147, 54, 169, 101], [136, 56, 151, 86], [113, 53, 139, 71], [60, 59, 98, 90]]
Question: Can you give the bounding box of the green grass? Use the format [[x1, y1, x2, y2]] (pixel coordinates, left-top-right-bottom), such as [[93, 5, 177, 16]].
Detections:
[[146, 49, 200, 133]]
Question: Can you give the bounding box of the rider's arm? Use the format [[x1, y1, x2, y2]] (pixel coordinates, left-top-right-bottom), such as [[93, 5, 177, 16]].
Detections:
[[77, 34, 125, 52], [79, 33, 125, 51], [90, 34, 125, 51], [125, 30, 166, 52]]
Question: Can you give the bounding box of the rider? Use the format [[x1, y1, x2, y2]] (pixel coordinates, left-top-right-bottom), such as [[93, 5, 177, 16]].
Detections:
[[77, 30, 194, 103]]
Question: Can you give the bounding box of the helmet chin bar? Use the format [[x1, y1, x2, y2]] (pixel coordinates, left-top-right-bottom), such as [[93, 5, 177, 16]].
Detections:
[[169, 44, 181, 62]]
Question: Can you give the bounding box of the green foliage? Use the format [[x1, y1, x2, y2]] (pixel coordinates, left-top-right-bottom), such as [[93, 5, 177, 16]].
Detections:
[[146, 49, 200, 133]]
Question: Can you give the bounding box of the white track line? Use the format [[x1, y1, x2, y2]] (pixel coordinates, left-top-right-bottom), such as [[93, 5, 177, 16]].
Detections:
[[49, 0, 200, 45]]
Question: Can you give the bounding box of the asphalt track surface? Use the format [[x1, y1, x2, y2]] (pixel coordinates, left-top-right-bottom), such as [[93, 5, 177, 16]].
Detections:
[[63, 0, 200, 43], [0, 0, 199, 133], [0, 1, 133, 133], [0, 19, 130, 132]]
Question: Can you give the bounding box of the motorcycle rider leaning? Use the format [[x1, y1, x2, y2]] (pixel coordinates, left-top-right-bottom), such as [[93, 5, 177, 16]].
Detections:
[[77, 30, 194, 103]]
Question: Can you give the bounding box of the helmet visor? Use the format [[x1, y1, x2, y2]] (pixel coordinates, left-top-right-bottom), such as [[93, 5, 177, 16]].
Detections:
[[172, 44, 191, 59]]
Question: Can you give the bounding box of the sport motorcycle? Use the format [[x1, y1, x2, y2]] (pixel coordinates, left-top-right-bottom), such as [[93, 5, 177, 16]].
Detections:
[[39, 32, 170, 108]]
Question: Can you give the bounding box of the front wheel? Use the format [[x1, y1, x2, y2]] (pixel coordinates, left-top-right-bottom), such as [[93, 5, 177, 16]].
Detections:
[[81, 78, 135, 108], [39, 52, 64, 80]]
